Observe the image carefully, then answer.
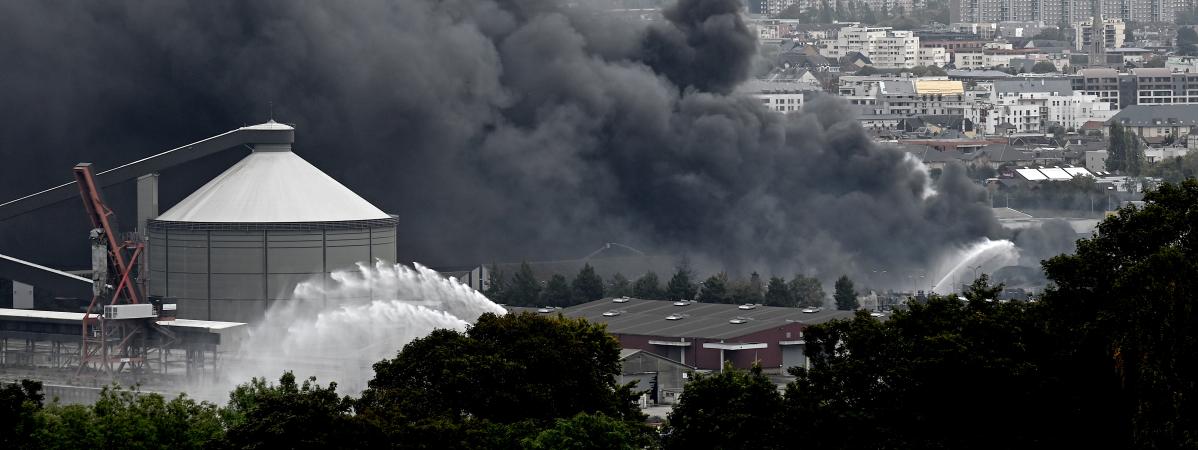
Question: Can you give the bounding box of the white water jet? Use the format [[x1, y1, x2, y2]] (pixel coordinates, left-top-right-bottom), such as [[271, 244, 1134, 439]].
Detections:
[[930, 239, 1019, 294], [198, 261, 506, 401]]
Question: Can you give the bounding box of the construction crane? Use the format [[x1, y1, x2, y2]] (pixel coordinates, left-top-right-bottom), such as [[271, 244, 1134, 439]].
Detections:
[[73, 163, 174, 379]]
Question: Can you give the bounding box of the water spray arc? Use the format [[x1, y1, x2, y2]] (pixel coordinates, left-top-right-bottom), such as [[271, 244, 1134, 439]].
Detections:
[[208, 261, 506, 399]]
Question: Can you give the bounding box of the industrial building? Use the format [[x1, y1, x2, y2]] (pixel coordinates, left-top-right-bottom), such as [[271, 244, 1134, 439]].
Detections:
[[557, 298, 854, 372], [0, 120, 396, 387], [146, 122, 397, 322]]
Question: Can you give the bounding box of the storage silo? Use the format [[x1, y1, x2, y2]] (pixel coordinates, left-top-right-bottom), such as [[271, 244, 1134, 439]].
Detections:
[[146, 121, 397, 322]]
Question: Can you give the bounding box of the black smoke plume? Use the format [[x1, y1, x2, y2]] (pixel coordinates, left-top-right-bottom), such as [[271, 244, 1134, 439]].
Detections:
[[0, 0, 1003, 284]]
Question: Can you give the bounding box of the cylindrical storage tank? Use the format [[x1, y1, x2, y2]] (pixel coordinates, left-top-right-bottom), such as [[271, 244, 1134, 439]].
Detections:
[[146, 122, 397, 323]]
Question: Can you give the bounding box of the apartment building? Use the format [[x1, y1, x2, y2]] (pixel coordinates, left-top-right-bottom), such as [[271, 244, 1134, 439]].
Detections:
[[953, 0, 1189, 25], [1072, 68, 1122, 108], [822, 25, 923, 69], [1074, 18, 1125, 51], [739, 80, 821, 113], [1132, 68, 1198, 105], [968, 78, 1114, 134]]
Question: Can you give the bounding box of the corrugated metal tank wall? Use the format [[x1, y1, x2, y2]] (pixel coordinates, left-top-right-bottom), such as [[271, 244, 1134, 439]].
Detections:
[[148, 221, 397, 322]]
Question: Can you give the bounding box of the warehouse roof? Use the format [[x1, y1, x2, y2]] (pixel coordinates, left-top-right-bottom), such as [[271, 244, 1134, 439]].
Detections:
[[156, 146, 390, 223], [557, 298, 854, 340]]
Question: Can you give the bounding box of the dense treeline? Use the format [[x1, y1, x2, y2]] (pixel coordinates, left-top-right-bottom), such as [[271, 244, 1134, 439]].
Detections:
[[4, 179, 1198, 449], [666, 179, 1198, 449], [487, 262, 830, 308], [1, 313, 652, 449]]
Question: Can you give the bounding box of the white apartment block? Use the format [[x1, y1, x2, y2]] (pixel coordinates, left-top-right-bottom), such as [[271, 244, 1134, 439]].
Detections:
[[952, 49, 1023, 69], [739, 80, 818, 113], [1074, 18, 1125, 51], [953, 0, 1189, 25], [967, 79, 1115, 134], [822, 25, 922, 69], [918, 47, 949, 67]]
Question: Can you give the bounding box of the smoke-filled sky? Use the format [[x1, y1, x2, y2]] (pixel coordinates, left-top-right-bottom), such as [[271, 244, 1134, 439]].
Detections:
[[0, 0, 1006, 282]]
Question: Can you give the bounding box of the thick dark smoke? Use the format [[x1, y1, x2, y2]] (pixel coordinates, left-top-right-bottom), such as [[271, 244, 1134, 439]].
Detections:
[[0, 0, 1003, 283]]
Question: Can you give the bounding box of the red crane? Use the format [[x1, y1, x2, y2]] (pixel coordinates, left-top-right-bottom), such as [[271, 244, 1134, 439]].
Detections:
[[74, 163, 159, 377]]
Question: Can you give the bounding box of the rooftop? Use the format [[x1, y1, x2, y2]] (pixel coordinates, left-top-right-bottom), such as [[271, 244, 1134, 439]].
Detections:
[[556, 298, 854, 340], [993, 78, 1072, 94], [1110, 105, 1198, 127], [155, 146, 390, 223]]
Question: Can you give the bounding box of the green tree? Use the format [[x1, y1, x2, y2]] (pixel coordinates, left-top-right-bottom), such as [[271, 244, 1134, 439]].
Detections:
[[664, 365, 784, 450], [571, 264, 605, 304], [31, 385, 226, 449], [359, 312, 647, 444], [763, 276, 793, 307], [507, 262, 542, 306], [541, 274, 573, 307], [523, 412, 657, 450], [1031, 60, 1058, 73], [632, 272, 662, 299], [607, 273, 631, 298], [1143, 152, 1198, 182], [833, 275, 858, 310], [924, 65, 947, 76], [860, 3, 876, 23], [785, 278, 1087, 448], [1177, 27, 1198, 56], [1108, 122, 1144, 175], [697, 273, 729, 303], [1032, 27, 1067, 41], [483, 264, 507, 303], [0, 380, 43, 450], [729, 274, 764, 305], [224, 373, 364, 450], [1038, 180, 1198, 447], [817, 0, 833, 23], [855, 65, 879, 75], [788, 274, 826, 307], [665, 265, 698, 301]]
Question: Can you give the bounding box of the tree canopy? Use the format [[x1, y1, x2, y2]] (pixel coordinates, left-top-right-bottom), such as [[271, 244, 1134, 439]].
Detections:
[[571, 264, 605, 304], [833, 275, 858, 310]]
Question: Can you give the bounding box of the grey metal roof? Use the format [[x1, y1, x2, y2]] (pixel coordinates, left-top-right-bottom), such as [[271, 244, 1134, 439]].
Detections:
[[1110, 105, 1198, 127], [1131, 68, 1172, 77], [880, 80, 916, 95], [993, 78, 1073, 94], [156, 147, 390, 223], [557, 298, 854, 340], [947, 70, 1013, 79], [1076, 68, 1118, 77]]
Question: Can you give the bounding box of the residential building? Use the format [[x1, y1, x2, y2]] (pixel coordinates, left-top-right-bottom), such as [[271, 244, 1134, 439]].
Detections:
[[953, 0, 1189, 25], [1108, 105, 1198, 141], [918, 47, 950, 67], [969, 78, 1115, 134], [739, 80, 820, 113], [952, 48, 1036, 69], [1167, 56, 1198, 73], [822, 25, 922, 69], [1085, 150, 1109, 173], [1071, 68, 1122, 108], [1132, 68, 1198, 105], [1075, 18, 1125, 51]]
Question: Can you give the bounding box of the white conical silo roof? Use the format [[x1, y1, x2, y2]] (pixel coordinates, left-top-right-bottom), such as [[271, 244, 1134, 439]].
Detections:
[[156, 147, 390, 223]]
